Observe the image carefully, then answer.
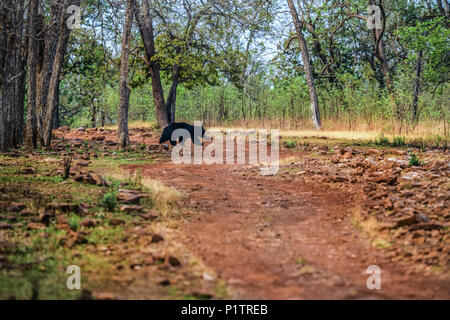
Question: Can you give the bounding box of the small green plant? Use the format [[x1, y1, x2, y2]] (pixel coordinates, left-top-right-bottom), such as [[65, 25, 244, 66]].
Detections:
[[409, 153, 425, 166], [392, 136, 406, 147], [375, 134, 389, 146], [102, 192, 117, 212], [68, 217, 79, 231], [284, 140, 296, 149]]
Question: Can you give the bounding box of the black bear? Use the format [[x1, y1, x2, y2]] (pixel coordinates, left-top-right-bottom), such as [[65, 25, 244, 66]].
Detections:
[[159, 122, 206, 147]]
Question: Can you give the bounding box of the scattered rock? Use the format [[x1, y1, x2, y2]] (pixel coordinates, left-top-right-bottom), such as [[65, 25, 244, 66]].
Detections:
[[151, 234, 164, 243], [80, 219, 96, 228], [109, 219, 125, 226], [120, 205, 143, 213], [27, 222, 46, 230], [0, 222, 13, 230], [7, 202, 26, 213]]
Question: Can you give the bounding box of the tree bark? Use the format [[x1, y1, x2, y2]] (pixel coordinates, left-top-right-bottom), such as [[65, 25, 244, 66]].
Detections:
[[42, 0, 80, 146], [118, 0, 134, 149], [412, 50, 423, 123], [133, 0, 170, 127], [26, 0, 40, 148], [0, 0, 26, 151], [36, 0, 64, 144], [287, 0, 321, 130]]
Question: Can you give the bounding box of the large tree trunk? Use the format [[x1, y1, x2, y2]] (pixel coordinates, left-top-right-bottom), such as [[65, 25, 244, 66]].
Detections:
[[0, 0, 26, 151], [133, 0, 170, 127], [42, 0, 80, 146], [287, 0, 321, 130], [26, 0, 40, 148], [118, 0, 134, 149]]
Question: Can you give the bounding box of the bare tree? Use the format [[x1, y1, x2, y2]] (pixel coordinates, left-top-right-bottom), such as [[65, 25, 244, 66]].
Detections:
[[287, 0, 321, 130], [118, 0, 134, 149]]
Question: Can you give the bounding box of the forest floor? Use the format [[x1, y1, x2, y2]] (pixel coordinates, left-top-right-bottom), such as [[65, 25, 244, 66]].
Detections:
[[0, 125, 449, 299]]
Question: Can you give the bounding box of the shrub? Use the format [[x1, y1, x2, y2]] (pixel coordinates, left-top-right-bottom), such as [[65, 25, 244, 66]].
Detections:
[[409, 153, 425, 166], [284, 140, 296, 149], [375, 134, 389, 146], [102, 192, 117, 212]]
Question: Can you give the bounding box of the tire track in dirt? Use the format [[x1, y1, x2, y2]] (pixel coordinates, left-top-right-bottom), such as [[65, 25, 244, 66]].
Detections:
[[123, 159, 449, 300]]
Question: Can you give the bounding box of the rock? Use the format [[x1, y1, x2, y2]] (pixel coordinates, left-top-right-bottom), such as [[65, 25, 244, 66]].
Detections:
[[20, 209, 34, 217], [168, 256, 181, 267], [109, 219, 125, 226], [0, 222, 13, 230], [80, 219, 96, 228], [75, 160, 90, 167], [151, 234, 164, 243], [392, 212, 417, 227], [92, 136, 106, 141], [7, 202, 26, 213], [117, 190, 147, 204], [27, 222, 46, 230], [158, 279, 170, 286], [38, 212, 51, 226], [139, 212, 159, 221], [400, 172, 424, 181], [409, 222, 444, 231], [22, 167, 36, 174], [89, 172, 108, 186], [415, 213, 430, 223], [120, 205, 143, 213]]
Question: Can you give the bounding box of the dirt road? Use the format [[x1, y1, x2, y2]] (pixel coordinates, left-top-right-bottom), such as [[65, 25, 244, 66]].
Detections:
[[124, 153, 449, 300]]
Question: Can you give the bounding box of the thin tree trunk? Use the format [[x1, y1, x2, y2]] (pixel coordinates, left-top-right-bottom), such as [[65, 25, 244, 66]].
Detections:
[[118, 0, 134, 149], [36, 0, 64, 144], [412, 50, 423, 123], [287, 0, 321, 130], [26, 0, 40, 148], [133, 0, 170, 127]]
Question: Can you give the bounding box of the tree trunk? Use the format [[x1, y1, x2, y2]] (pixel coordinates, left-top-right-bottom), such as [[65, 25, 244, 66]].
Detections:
[[165, 63, 181, 123], [133, 0, 170, 127], [36, 0, 64, 144], [412, 50, 423, 123], [118, 0, 134, 149], [368, 0, 393, 95], [0, 0, 26, 151], [42, 0, 80, 146], [287, 0, 321, 130], [26, 0, 40, 148]]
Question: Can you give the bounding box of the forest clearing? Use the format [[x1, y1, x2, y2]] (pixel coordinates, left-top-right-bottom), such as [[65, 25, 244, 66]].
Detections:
[[0, 0, 449, 304]]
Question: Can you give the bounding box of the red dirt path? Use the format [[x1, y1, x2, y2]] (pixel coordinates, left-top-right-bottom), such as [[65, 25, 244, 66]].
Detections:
[[123, 154, 449, 299]]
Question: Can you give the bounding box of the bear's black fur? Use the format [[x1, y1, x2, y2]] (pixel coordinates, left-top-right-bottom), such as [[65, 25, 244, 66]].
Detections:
[[159, 122, 206, 147]]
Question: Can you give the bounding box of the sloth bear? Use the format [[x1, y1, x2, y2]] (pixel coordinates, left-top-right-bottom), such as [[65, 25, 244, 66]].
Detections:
[[159, 122, 206, 147]]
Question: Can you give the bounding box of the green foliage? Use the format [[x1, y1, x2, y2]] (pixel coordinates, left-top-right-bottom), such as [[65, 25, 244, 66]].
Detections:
[[284, 140, 296, 149], [409, 153, 425, 167], [102, 192, 117, 212], [392, 136, 406, 147], [375, 134, 390, 146]]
